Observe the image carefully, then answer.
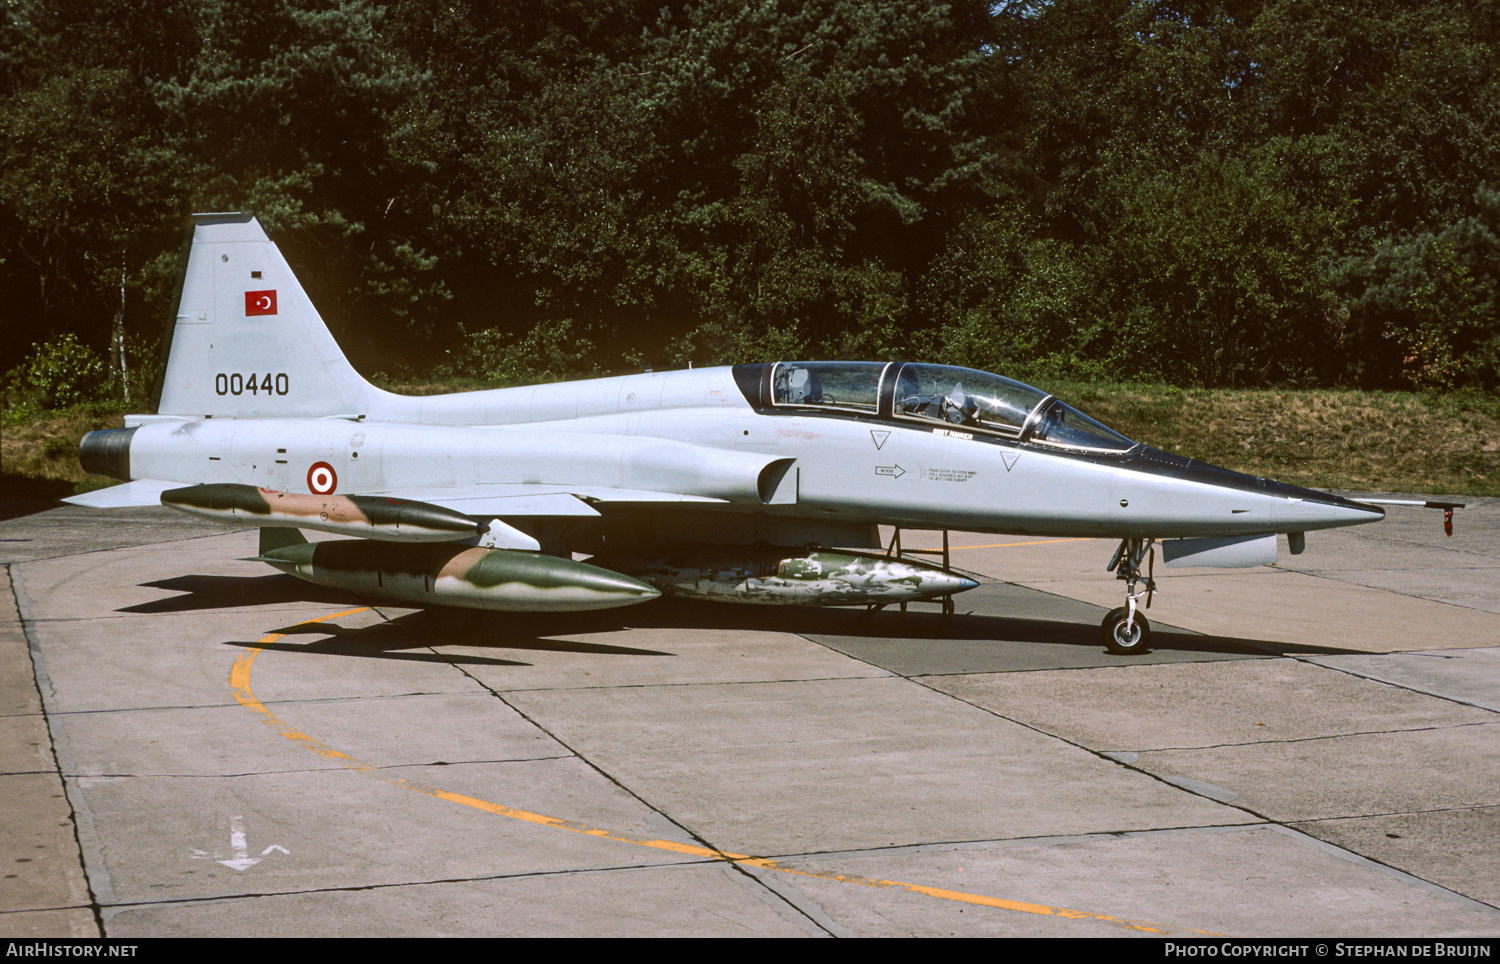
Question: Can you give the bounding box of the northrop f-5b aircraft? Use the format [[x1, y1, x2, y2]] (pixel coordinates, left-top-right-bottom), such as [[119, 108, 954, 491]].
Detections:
[[72, 214, 1420, 652]]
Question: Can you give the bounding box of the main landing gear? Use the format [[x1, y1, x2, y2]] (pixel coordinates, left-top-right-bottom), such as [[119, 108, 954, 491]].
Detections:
[[1103, 537, 1156, 654]]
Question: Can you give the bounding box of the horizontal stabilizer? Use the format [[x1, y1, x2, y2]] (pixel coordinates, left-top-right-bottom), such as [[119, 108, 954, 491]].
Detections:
[[62, 479, 180, 508]]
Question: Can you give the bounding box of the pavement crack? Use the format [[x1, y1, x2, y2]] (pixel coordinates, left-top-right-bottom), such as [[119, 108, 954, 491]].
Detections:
[[97, 858, 734, 912], [66, 754, 578, 779], [1101, 718, 1500, 754], [1286, 652, 1500, 711], [1290, 804, 1500, 823], [4, 562, 106, 937], [482, 671, 891, 695], [419, 632, 839, 936]]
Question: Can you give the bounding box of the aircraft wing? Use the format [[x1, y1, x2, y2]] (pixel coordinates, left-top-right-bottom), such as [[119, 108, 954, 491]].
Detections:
[[62, 479, 728, 517], [376, 483, 729, 518]]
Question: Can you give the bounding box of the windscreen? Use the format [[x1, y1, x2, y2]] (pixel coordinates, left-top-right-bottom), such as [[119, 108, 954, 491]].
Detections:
[[1027, 398, 1135, 452]]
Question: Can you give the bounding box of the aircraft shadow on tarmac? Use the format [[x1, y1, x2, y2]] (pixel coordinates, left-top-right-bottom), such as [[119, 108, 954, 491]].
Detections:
[[525, 598, 1371, 660], [134, 571, 1370, 665], [123, 573, 356, 612], [225, 610, 677, 665], [234, 637, 532, 667], [0, 477, 72, 522]]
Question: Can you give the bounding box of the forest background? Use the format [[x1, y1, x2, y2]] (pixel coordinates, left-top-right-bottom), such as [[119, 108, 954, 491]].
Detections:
[[2, 0, 1498, 407]]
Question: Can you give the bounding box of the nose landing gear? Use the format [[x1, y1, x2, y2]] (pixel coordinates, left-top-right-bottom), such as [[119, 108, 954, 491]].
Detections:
[[1103, 538, 1156, 654]]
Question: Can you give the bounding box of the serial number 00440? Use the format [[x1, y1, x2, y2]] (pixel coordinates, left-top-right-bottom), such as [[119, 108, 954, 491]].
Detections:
[[215, 372, 289, 396]]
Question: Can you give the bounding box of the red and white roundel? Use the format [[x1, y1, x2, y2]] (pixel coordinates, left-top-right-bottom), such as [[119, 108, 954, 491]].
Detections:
[[307, 461, 338, 494]]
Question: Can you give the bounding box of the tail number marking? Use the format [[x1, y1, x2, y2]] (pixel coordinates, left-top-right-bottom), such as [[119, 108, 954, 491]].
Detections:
[[216, 373, 290, 396]]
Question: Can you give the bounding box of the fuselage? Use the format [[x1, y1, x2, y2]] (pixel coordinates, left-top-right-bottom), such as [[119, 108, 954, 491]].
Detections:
[[97, 361, 1381, 543]]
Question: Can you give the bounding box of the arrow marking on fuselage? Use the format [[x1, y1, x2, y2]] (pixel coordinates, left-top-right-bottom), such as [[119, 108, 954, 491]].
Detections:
[[876, 464, 905, 478]]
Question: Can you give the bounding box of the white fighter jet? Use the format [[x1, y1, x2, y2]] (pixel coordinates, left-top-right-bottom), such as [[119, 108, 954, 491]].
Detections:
[[71, 214, 1413, 652]]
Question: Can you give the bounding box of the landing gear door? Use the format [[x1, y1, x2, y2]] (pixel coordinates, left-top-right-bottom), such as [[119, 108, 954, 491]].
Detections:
[[1162, 534, 1278, 568]]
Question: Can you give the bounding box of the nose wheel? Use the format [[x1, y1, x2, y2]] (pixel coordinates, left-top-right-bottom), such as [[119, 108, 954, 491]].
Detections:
[[1102, 606, 1151, 653], [1103, 537, 1156, 654]]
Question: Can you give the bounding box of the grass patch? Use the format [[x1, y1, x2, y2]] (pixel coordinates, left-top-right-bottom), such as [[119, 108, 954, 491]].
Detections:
[[1, 402, 132, 493], [1049, 381, 1498, 496]]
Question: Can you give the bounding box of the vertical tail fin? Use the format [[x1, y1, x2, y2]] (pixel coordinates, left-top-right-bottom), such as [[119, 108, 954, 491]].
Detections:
[[157, 214, 378, 418]]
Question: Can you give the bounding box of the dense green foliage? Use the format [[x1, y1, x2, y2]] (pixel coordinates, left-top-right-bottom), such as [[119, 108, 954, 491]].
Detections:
[[2, 0, 1497, 393]]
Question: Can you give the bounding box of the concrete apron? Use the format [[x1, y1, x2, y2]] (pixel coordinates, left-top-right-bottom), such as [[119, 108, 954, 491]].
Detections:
[[2, 500, 1496, 937]]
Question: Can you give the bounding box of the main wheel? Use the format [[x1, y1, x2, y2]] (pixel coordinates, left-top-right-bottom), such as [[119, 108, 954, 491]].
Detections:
[[1101, 607, 1151, 654]]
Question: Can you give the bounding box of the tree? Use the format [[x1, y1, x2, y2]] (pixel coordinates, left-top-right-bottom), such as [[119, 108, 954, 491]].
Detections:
[[0, 60, 183, 398], [1335, 183, 1500, 389], [154, 0, 435, 367]]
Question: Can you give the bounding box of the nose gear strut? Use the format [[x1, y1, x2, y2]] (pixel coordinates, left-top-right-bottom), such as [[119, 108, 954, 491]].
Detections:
[[1103, 537, 1156, 654]]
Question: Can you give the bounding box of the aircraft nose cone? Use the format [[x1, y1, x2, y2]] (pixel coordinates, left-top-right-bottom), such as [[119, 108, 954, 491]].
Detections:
[[1129, 446, 1387, 533], [1283, 489, 1385, 529]]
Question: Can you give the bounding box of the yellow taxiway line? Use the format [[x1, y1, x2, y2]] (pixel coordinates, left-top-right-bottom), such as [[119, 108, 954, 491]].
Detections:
[[230, 605, 1219, 936]]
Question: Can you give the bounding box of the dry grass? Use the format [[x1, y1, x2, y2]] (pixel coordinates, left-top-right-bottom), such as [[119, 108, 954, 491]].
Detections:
[[4, 385, 1496, 497], [1, 406, 126, 491], [1059, 384, 1499, 496]]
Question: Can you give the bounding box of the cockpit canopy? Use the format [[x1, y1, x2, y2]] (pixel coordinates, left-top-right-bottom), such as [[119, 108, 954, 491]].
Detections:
[[767, 361, 1136, 453]]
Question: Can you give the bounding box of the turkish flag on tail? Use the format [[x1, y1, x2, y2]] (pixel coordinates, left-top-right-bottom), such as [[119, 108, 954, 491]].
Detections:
[[245, 290, 278, 316]]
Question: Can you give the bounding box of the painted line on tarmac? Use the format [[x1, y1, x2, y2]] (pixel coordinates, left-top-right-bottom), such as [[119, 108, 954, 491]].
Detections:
[[229, 605, 1217, 936]]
